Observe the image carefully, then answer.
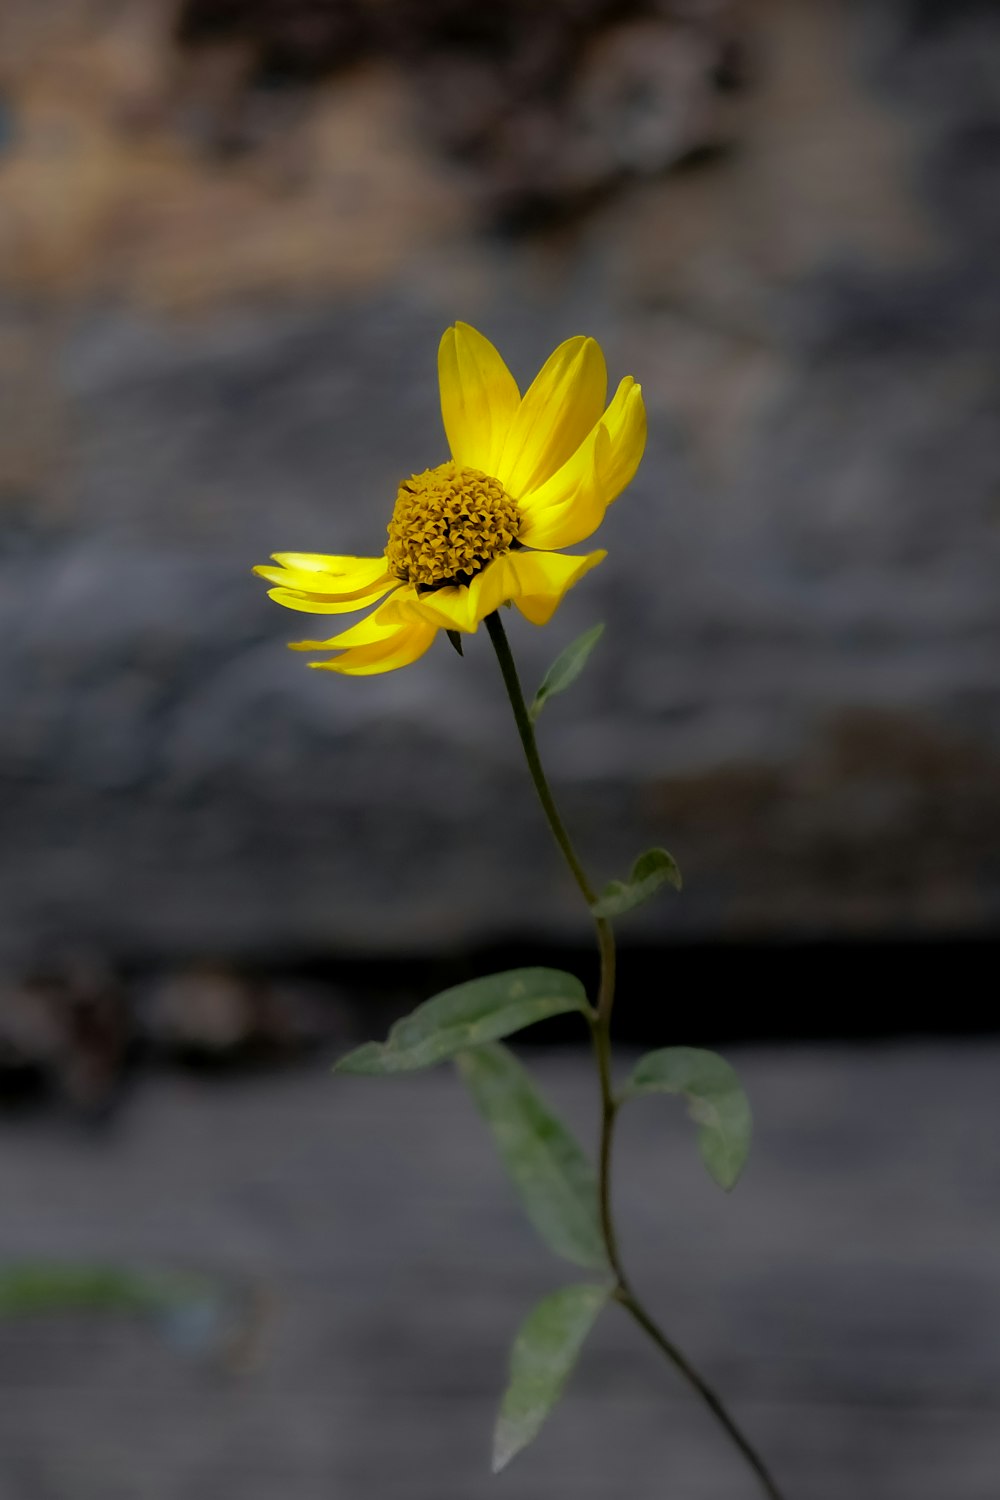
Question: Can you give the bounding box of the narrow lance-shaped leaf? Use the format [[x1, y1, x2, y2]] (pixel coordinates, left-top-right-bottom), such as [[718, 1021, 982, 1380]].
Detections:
[[0, 1262, 248, 1361], [493, 1282, 611, 1473], [0, 1263, 163, 1318], [590, 847, 682, 919], [529, 623, 605, 721], [626, 1046, 752, 1190], [456, 1042, 607, 1271], [335, 968, 589, 1075]]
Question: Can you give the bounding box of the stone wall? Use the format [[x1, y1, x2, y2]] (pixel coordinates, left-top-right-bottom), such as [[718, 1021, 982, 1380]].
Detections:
[[1, 0, 999, 966]]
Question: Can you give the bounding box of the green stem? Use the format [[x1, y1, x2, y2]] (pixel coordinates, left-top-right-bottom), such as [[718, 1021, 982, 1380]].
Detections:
[[613, 1283, 784, 1500], [483, 613, 598, 907], [484, 609, 784, 1500], [483, 612, 616, 1016]]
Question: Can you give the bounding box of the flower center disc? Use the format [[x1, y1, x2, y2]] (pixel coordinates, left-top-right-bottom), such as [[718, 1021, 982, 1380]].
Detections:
[[386, 460, 521, 588]]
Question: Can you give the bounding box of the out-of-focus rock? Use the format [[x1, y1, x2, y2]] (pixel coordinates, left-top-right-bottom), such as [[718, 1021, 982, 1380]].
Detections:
[[0, 958, 131, 1117], [170, 0, 742, 225], [141, 967, 259, 1056], [139, 966, 348, 1059], [0, 3, 468, 308], [175, 0, 369, 78]]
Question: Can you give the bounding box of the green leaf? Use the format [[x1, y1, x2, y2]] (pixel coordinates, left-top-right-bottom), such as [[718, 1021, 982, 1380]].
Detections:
[[590, 847, 682, 918], [0, 1263, 158, 1318], [335, 968, 589, 1075], [456, 1043, 607, 1270], [529, 624, 605, 721], [0, 1262, 247, 1360], [493, 1282, 610, 1472], [626, 1047, 752, 1190]]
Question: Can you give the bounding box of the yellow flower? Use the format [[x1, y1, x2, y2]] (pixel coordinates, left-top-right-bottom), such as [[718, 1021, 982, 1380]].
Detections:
[[254, 323, 646, 676]]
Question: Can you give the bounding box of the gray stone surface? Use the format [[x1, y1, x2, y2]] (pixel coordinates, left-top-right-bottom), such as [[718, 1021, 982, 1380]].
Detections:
[[2, 1, 1000, 963], [1, 1041, 999, 1498]]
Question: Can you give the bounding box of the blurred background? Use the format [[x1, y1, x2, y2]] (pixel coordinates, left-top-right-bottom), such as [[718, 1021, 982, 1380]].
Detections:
[[1, 1, 999, 1496]]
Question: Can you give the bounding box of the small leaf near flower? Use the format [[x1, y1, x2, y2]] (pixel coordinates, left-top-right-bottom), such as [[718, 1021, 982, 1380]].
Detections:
[[529, 623, 605, 721], [334, 969, 590, 1076], [590, 847, 682, 918], [456, 1043, 608, 1271], [625, 1047, 752, 1190], [493, 1282, 611, 1473]]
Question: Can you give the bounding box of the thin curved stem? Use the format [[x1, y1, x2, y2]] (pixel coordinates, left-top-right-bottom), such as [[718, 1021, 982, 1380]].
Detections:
[[592, 1020, 624, 1276], [483, 612, 598, 908], [483, 612, 615, 1015], [484, 609, 785, 1500], [614, 1284, 784, 1500]]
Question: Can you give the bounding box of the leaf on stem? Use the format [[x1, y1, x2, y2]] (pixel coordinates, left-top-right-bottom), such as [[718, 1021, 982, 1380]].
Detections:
[[625, 1046, 752, 1190], [456, 1042, 607, 1270], [590, 847, 682, 918], [335, 968, 589, 1075], [529, 624, 605, 721], [493, 1282, 611, 1472]]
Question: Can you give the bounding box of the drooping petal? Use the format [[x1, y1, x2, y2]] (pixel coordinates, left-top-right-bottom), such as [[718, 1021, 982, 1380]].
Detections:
[[508, 548, 607, 626], [287, 605, 405, 651], [497, 337, 607, 500], [383, 554, 519, 634], [385, 551, 537, 634], [269, 553, 390, 584], [465, 554, 525, 625], [311, 617, 439, 676], [289, 585, 436, 675], [439, 323, 521, 475], [385, 583, 477, 635], [264, 579, 399, 614], [517, 378, 646, 550], [255, 554, 397, 612]]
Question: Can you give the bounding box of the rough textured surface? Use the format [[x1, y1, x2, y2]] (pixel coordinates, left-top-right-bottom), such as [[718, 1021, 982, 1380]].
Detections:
[[1, 1042, 999, 1497], [1, 1, 1000, 964]]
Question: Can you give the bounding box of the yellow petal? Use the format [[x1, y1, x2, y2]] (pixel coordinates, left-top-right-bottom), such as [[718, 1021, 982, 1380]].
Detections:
[[265, 581, 398, 615], [467, 554, 525, 625], [311, 617, 438, 676], [270, 553, 389, 583], [438, 323, 521, 475], [255, 554, 393, 601], [497, 337, 607, 500], [508, 548, 607, 626], [380, 583, 470, 633], [591, 379, 646, 507], [518, 379, 646, 550], [518, 429, 608, 553], [287, 607, 403, 651], [389, 584, 477, 634], [380, 556, 521, 634]]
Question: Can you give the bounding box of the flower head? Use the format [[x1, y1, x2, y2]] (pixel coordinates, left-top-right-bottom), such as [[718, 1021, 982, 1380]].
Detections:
[[254, 324, 646, 675]]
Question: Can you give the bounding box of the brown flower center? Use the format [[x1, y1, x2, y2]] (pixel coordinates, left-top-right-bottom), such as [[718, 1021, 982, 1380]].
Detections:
[[385, 460, 521, 588]]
